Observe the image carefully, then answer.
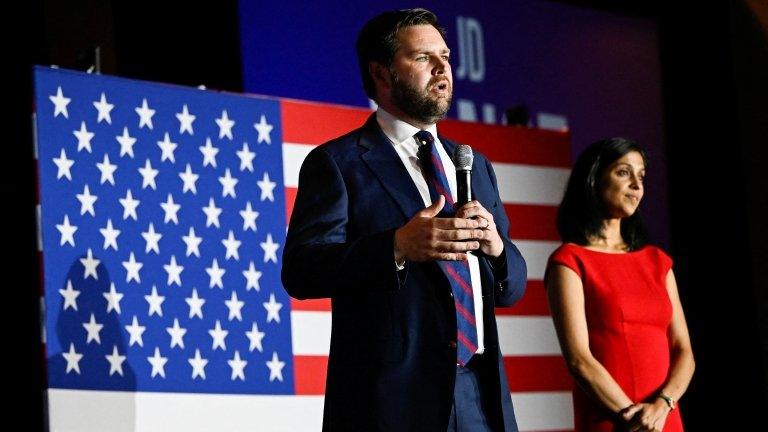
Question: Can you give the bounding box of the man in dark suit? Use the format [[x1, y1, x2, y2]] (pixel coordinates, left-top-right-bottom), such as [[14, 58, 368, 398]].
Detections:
[[281, 8, 527, 431]]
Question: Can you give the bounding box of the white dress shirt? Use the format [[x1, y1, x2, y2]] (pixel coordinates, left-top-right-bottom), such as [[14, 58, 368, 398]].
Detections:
[[376, 108, 484, 355]]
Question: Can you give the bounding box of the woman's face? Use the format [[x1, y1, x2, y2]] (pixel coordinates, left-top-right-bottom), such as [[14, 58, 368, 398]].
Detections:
[[599, 151, 646, 218]]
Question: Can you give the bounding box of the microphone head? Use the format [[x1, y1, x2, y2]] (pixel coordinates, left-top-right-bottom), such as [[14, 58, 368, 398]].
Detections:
[[453, 144, 474, 171]]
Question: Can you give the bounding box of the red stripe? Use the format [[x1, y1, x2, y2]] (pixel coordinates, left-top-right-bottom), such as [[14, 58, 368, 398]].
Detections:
[[294, 355, 328, 395], [290, 281, 549, 316], [294, 355, 573, 395], [430, 153, 446, 177], [457, 331, 478, 353], [504, 204, 560, 241], [290, 297, 331, 311], [430, 179, 454, 206], [496, 280, 550, 316], [285, 187, 297, 222], [504, 356, 574, 392], [443, 264, 473, 296], [454, 300, 476, 326], [281, 100, 571, 168], [438, 119, 572, 167], [281, 100, 370, 144]]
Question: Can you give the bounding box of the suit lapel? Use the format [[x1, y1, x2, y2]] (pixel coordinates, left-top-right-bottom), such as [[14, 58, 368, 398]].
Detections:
[[359, 115, 425, 219]]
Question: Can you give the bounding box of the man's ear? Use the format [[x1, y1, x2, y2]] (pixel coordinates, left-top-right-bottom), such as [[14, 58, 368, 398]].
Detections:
[[369, 62, 391, 90]]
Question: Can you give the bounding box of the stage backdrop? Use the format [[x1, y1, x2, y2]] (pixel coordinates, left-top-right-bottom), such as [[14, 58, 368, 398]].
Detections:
[[36, 67, 572, 431], [238, 0, 670, 248]]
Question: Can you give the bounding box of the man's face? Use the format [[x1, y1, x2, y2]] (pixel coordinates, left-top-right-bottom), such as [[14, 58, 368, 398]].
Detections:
[[388, 24, 453, 125]]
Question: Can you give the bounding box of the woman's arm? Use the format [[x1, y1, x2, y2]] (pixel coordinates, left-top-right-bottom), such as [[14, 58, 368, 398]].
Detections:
[[625, 270, 696, 431], [624, 269, 696, 431], [659, 269, 696, 401], [546, 264, 635, 413]]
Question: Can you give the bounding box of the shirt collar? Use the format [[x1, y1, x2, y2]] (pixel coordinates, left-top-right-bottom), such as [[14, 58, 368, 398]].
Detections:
[[376, 107, 439, 147]]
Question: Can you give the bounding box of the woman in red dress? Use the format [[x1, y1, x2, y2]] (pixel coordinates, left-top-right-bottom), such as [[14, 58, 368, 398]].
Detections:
[[546, 138, 695, 431]]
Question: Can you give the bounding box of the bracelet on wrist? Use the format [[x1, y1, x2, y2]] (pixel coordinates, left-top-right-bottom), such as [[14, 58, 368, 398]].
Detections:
[[658, 393, 676, 410]]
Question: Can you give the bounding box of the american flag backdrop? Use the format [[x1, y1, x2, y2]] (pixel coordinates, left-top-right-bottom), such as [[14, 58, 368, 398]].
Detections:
[[36, 67, 574, 431]]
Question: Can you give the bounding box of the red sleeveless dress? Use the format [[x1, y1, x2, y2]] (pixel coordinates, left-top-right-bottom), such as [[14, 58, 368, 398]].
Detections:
[[548, 244, 684, 432]]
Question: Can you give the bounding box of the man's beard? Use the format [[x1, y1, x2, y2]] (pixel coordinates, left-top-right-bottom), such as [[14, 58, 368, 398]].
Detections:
[[390, 70, 452, 125]]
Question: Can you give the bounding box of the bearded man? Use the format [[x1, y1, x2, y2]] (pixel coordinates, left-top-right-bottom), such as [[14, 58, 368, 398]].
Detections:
[[282, 8, 528, 432]]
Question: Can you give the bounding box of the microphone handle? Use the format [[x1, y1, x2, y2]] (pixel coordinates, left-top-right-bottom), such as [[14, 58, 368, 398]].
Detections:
[[456, 169, 472, 208]]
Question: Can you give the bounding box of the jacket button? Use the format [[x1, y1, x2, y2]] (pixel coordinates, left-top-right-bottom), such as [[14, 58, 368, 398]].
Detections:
[[448, 341, 457, 349]]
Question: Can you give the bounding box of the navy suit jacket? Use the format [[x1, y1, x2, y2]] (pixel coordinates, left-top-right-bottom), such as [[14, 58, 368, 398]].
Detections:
[[282, 115, 527, 431]]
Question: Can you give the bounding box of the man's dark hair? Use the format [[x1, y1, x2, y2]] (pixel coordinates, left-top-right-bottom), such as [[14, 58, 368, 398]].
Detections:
[[356, 8, 446, 100], [556, 137, 650, 250]]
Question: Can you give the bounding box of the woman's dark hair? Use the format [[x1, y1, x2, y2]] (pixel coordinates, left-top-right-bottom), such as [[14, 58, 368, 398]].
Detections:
[[556, 137, 649, 250], [356, 8, 445, 100]]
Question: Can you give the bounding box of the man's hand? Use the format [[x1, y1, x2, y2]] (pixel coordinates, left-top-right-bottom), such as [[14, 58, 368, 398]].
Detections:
[[455, 200, 504, 258], [394, 196, 487, 262]]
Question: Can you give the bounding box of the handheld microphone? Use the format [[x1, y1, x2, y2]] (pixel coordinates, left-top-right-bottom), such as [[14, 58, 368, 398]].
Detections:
[[453, 144, 473, 208]]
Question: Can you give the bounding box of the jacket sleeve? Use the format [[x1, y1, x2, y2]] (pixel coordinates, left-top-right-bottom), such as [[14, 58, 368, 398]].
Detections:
[[281, 146, 403, 299], [483, 156, 527, 307]]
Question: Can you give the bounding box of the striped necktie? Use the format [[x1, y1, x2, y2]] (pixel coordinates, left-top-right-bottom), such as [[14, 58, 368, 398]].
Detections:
[[415, 130, 478, 366]]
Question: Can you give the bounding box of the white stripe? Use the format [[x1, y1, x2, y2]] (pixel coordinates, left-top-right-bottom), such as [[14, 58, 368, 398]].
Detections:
[[47, 388, 572, 431], [36, 203, 43, 252], [282, 143, 571, 209], [291, 311, 331, 356], [512, 391, 574, 431], [492, 163, 569, 206], [497, 316, 561, 356], [283, 143, 314, 188], [514, 240, 560, 280], [32, 113, 39, 160], [40, 296, 46, 344], [48, 389, 324, 432], [291, 312, 561, 356]]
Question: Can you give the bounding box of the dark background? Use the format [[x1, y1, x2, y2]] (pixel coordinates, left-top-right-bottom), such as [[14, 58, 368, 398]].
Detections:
[[13, 0, 767, 429]]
